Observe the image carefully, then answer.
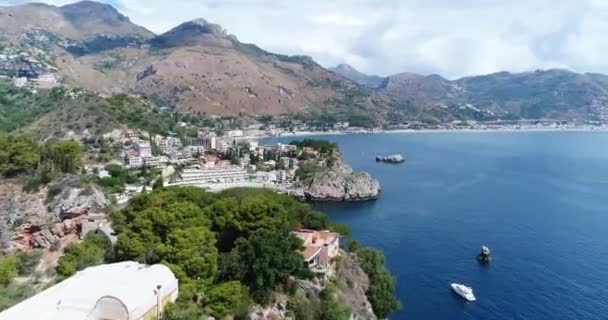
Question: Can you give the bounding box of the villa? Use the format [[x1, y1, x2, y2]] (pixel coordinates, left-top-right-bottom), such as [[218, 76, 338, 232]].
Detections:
[[292, 229, 340, 272]]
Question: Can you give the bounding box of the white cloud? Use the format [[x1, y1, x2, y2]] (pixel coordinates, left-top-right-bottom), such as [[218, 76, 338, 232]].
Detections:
[[2, 0, 607, 79]]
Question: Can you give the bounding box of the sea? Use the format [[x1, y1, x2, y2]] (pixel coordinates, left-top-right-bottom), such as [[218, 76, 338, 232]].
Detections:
[[267, 131, 608, 320]]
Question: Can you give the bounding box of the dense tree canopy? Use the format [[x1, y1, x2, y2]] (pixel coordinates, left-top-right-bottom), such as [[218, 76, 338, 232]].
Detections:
[[109, 187, 334, 316], [0, 133, 84, 189], [56, 233, 111, 278], [0, 133, 39, 177]]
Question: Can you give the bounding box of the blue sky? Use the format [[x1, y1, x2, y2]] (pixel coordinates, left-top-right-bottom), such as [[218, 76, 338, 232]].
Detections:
[[2, 0, 608, 79]]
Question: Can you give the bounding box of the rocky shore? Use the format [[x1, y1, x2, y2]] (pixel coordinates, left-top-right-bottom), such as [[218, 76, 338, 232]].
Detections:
[[294, 153, 380, 201]]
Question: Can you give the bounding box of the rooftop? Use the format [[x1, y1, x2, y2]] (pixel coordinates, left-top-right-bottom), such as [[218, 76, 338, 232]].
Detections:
[[0, 262, 178, 320]]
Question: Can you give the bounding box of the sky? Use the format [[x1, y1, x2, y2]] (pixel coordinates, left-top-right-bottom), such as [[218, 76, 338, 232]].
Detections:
[[2, 0, 608, 79]]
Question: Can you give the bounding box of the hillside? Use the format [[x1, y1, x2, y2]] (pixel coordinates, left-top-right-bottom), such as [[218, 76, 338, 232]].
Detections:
[[0, 80, 180, 140], [0, 1, 397, 124], [334, 65, 608, 122], [330, 64, 385, 89]]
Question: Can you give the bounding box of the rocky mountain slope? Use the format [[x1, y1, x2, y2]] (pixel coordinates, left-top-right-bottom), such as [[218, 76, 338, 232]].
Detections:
[[329, 64, 385, 89], [0, 1, 153, 46], [0, 1, 396, 121], [335, 65, 608, 122]]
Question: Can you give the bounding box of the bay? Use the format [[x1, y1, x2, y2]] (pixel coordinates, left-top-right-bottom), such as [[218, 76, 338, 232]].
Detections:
[[268, 132, 608, 320]]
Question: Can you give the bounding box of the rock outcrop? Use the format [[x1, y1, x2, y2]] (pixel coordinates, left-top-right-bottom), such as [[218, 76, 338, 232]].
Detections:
[[0, 175, 109, 252], [248, 251, 378, 320], [300, 155, 380, 201]]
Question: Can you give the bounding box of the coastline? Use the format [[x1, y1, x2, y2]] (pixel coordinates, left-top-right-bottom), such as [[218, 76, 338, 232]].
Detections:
[[260, 126, 608, 139]]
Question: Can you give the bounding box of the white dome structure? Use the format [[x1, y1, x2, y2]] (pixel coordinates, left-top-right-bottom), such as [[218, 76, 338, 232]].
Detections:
[[0, 261, 179, 320]]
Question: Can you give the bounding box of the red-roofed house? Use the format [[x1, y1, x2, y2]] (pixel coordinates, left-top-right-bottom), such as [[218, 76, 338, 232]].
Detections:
[[292, 229, 340, 270]]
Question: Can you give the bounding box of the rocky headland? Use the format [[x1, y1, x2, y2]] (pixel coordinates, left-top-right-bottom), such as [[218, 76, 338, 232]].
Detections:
[[295, 153, 380, 201]]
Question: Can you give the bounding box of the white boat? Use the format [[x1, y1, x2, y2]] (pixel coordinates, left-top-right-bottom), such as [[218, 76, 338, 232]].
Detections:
[[451, 283, 476, 301]]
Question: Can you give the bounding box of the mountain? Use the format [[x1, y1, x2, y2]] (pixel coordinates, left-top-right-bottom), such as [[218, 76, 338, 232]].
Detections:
[[0, 1, 153, 41], [329, 64, 385, 89], [334, 64, 608, 122], [0, 1, 396, 125], [383, 69, 608, 121], [3, 1, 608, 124]]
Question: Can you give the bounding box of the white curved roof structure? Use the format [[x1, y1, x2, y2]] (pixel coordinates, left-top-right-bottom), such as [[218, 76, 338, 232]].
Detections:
[[0, 261, 179, 320]]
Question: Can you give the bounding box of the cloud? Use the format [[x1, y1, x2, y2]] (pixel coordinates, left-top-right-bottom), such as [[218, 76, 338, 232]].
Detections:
[[1, 0, 607, 79]]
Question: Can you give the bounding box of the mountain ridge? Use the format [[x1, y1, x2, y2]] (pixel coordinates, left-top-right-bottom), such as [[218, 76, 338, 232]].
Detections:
[[2, 1, 608, 123]]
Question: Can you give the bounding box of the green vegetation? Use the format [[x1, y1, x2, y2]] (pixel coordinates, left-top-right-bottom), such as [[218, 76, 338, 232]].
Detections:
[[355, 248, 401, 318], [319, 285, 352, 320], [0, 255, 18, 286], [96, 164, 160, 193], [0, 283, 35, 312], [43, 186, 398, 318], [290, 139, 337, 155], [105, 187, 335, 317], [0, 252, 41, 312], [286, 283, 351, 320], [0, 133, 39, 177], [0, 132, 84, 192], [56, 233, 113, 278], [0, 81, 194, 140]]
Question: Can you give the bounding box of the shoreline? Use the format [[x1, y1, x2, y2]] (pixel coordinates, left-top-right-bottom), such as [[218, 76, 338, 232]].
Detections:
[[258, 126, 608, 139]]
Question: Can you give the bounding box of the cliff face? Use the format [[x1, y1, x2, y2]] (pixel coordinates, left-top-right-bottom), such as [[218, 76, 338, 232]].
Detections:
[[249, 250, 378, 320], [0, 176, 109, 252], [301, 155, 380, 201]]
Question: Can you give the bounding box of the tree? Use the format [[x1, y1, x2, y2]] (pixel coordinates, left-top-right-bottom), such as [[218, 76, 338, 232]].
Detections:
[[320, 285, 351, 320], [0, 133, 39, 177], [153, 176, 164, 190], [0, 255, 18, 286], [235, 229, 307, 303], [42, 139, 83, 174], [202, 281, 250, 319], [56, 234, 109, 277], [356, 248, 401, 318]]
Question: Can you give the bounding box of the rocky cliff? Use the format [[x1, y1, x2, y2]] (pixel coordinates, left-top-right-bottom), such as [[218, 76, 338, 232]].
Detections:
[[299, 155, 380, 201], [249, 251, 378, 320], [0, 175, 109, 252]]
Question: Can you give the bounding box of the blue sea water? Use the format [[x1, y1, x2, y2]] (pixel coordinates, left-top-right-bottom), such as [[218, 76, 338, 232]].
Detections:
[[269, 132, 608, 320]]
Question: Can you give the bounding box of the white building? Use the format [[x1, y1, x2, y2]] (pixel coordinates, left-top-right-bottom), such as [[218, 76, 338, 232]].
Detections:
[[143, 156, 168, 168], [185, 145, 206, 156], [226, 130, 244, 138], [0, 261, 178, 320], [127, 151, 143, 169], [170, 166, 249, 186], [133, 140, 152, 158]]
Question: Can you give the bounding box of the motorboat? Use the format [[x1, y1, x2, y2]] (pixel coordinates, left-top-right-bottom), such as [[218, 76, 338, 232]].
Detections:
[[451, 283, 476, 301]]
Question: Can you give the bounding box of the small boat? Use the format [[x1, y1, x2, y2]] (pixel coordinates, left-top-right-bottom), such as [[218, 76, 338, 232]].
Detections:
[[477, 245, 492, 262], [451, 283, 476, 301], [375, 154, 405, 163]]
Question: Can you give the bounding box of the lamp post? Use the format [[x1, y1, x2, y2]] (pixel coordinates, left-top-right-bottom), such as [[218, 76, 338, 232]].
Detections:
[[154, 284, 162, 319]]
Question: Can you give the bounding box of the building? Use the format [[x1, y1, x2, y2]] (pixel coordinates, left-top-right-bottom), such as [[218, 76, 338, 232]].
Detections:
[[170, 166, 249, 186], [133, 140, 152, 158], [0, 261, 178, 320], [127, 150, 143, 168], [143, 156, 168, 168], [292, 229, 340, 270], [185, 145, 206, 157], [158, 137, 182, 154], [227, 130, 244, 138]]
